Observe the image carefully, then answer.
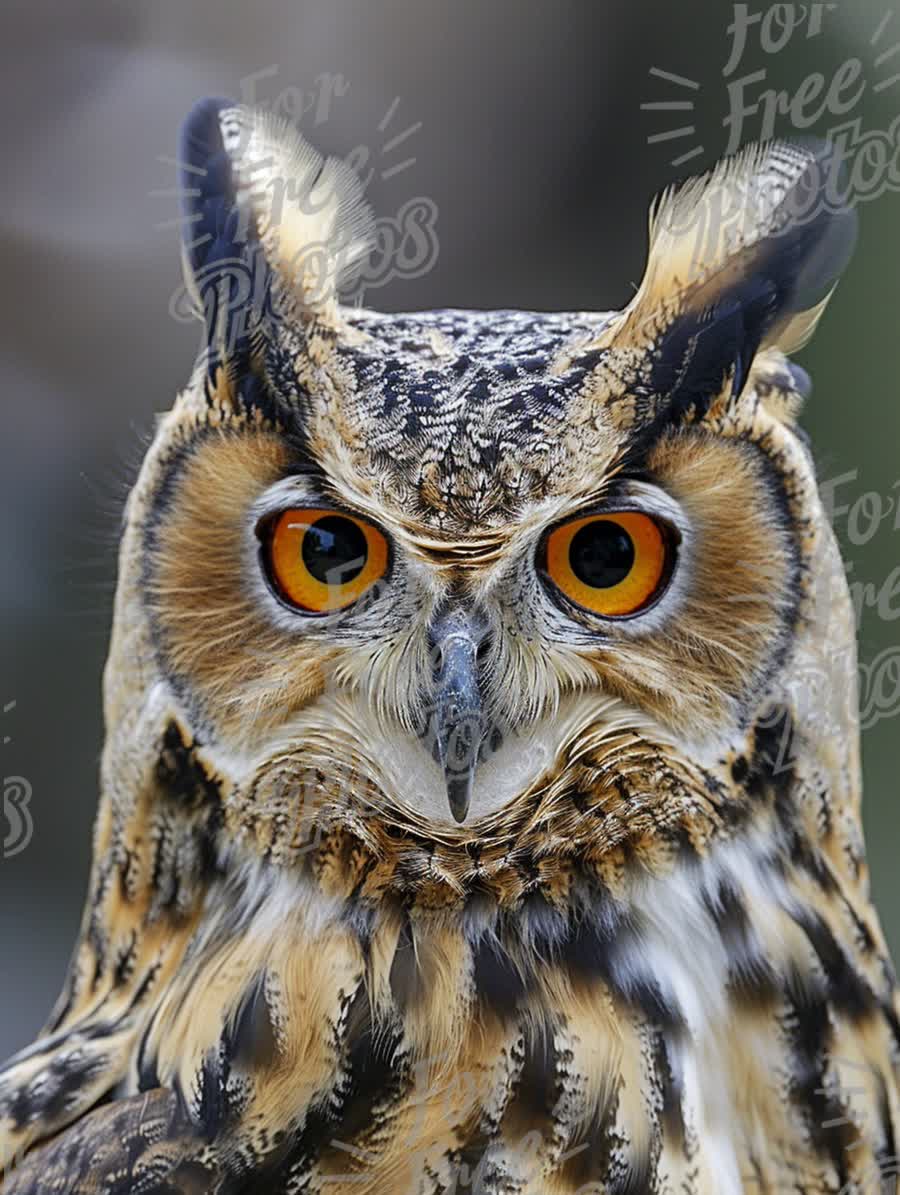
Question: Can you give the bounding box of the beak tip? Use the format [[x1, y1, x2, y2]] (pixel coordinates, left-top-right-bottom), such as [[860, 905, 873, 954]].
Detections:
[[446, 774, 472, 824]]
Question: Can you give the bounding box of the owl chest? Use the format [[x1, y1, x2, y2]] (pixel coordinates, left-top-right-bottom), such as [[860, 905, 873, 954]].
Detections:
[[138, 860, 769, 1193], [103, 765, 900, 1195]]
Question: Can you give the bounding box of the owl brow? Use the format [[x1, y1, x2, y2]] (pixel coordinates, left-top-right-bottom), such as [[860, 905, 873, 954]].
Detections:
[[277, 434, 329, 483], [580, 471, 657, 508], [553, 449, 647, 515], [258, 448, 351, 516], [608, 421, 681, 479], [403, 534, 510, 569]]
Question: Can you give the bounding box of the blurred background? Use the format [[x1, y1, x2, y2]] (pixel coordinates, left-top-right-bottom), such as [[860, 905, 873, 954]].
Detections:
[[1, 0, 898, 1058]]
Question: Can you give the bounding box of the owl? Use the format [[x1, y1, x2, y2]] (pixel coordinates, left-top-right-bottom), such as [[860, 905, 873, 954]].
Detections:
[[0, 97, 897, 1195]]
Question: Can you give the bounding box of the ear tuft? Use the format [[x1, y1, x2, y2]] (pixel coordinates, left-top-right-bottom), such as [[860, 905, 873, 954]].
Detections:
[[641, 140, 857, 351], [176, 97, 374, 372], [597, 140, 858, 416]]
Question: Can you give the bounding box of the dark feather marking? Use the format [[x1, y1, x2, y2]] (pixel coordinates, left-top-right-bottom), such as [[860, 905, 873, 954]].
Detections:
[[389, 916, 418, 1012], [501, 1019, 560, 1143], [156, 722, 222, 811], [731, 755, 749, 784], [472, 935, 529, 1019], [254, 983, 408, 1187], [610, 971, 686, 1036], [327, 986, 407, 1147], [559, 1071, 623, 1189], [8, 1047, 110, 1130], [112, 931, 139, 988], [875, 1070, 899, 1183], [566, 902, 684, 1031], [783, 965, 854, 1188], [652, 1026, 685, 1150], [792, 907, 878, 1021], [195, 1044, 234, 1141], [555, 889, 634, 984], [748, 705, 796, 804], [663, 820, 701, 865], [137, 1012, 162, 1091], [518, 889, 569, 954], [229, 971, 278, 1071], [531, 889, 688, 1034], [790, 834, 839, 896], [192, 978, 274, 1140], [608, 1146, 655, 1195], [704, 877, 779, 1007]]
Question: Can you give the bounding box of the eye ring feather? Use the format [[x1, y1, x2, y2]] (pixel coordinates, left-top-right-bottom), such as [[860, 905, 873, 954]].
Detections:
[[540, 511, 675, 619]]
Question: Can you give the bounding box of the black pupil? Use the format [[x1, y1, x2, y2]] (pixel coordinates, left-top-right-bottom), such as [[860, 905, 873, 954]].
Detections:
[[569, 521, 635, 589], [301, 516, 367, 586]]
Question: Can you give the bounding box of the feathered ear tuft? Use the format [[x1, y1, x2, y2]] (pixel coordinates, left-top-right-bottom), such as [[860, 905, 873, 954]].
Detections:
[[177, 97, 374, 376], [596, 140, 857, 417]]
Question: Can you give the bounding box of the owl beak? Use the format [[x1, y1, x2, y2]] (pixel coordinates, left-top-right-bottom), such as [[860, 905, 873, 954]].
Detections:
[[429, 610, 489, 824]]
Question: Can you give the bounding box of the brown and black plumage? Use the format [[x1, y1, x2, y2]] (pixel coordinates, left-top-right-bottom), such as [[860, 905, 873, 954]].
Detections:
[[1, 99, 897, 1193]]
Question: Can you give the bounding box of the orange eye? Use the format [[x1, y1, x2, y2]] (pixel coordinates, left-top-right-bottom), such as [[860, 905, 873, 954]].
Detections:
[[543, 512, 670, 617], [265, 508, 389, 613]]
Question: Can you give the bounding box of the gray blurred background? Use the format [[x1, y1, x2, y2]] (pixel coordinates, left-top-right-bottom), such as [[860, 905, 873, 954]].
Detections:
[[1, 0, 898, 1058]]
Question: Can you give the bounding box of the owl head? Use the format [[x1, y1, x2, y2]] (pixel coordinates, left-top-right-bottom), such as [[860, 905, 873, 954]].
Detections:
[[104, 100, 857, 895]]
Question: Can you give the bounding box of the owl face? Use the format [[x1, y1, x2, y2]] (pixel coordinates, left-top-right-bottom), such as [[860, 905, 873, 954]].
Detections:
[[121, 102, 855, 840], [143, 317, 803, 829]]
